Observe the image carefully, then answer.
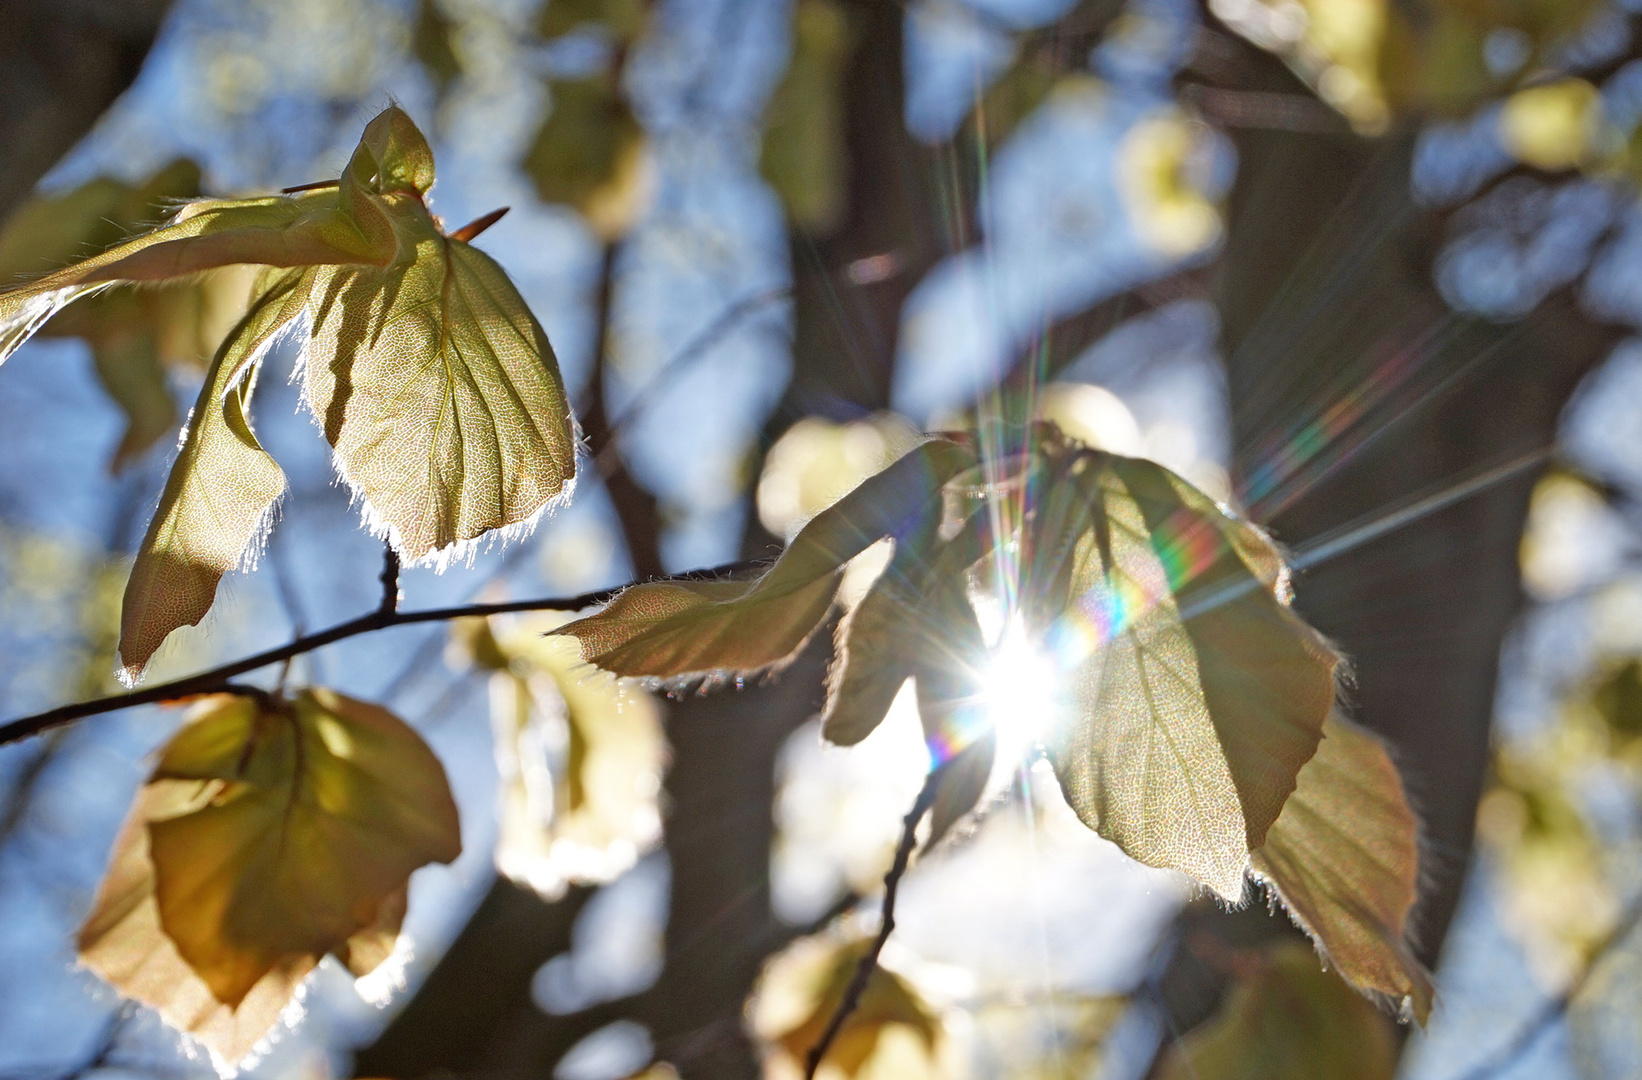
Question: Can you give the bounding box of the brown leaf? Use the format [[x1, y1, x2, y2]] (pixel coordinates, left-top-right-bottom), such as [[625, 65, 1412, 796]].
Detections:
[[1253, 713, 1434, 1022]]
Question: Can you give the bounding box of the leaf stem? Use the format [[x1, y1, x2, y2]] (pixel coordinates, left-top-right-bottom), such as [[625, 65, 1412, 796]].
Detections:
[[0, 558, 765, 748], [803, 770, 940, 1080]]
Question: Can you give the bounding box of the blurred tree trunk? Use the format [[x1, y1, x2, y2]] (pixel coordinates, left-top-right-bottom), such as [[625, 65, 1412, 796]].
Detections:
[[0, 0, 173, 222]]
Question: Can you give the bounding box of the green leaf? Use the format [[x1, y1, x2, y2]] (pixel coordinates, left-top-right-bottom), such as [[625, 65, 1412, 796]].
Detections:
[[1252, 713, 1435, 1022], [117, 270, 305, 680], [1156, 942, 1398, 1080], [1044, 453, 1338, 900], [300, 231, 577, 564], [412, 0, 462, 101], [146, 689, 458, 1005], [78, 689, 458, 1061], [524, 76, 648, 238], [759, 0, 853, 234], [556, 438, 976, 677]]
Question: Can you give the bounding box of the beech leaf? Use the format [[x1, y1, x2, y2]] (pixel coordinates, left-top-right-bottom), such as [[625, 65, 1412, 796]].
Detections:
[[78, 688, 460, 1020], [1045, 452, 1338, 900], [118, 269, 306, 679], [1156, 942, 1397, 1080], [556, 438, 975, 678], [1252, 713, 1434, 1022]]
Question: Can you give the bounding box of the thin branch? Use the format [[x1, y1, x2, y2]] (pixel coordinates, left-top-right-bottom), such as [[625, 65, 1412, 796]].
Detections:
[[1448, 886, 1642, 1080], [379, 544, 401, 616], [804, 771, 941, 1079], [0, 558, 765, 748]]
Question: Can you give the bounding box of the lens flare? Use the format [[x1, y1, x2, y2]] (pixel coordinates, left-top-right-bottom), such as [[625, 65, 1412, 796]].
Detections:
[[979, 619, 1066, 766]]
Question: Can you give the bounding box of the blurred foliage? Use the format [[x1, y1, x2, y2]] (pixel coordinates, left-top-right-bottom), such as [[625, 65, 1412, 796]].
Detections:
[[538, 0, 648, 43], [976, 58, 1064, 148], [411, 0, 462, 103], [1156, 941, 1398, 1080], [751, 934, 944, 1080], [968, 994, 1127, 1080], [525, 74, 650, 239], [1116, 104, 1225, 258], [1213, 0, 1603, 132], [452, 613, 665, 899], [759, 0, 855, 235], [0, 524, 126, 704], [756, 412, 922, 541], [0, 160, 256, 469]]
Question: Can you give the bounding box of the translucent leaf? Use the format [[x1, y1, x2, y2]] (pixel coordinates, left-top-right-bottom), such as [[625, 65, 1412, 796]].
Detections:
[[752, 935, 943, 1080], [117, 269, 306, 680], [76, 784, 317, 1068], [1045, 454, 1338, 900], [464, 614, 665, 898], [760, 0, 853, 233], [79, 689, 457, 1060], [1156, 942, 1397, 1080], [1252, 713, 1434, 1022], [557, 438, 975, 678], [300, 236, 577, 565], [525, 76, 649, 239]]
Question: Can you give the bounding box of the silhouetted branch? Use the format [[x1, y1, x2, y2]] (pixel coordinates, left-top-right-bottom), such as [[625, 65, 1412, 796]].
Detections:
[[803, 771, 940, 1079], [0, 557, 765, 748]]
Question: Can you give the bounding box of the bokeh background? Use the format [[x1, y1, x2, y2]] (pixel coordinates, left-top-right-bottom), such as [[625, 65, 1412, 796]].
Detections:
[[3, 0, 1642, 1077]]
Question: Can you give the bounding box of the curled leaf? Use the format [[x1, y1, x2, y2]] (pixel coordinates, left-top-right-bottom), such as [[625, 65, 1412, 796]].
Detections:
[[1252, 713, 1434, 1022], [556, 438, 975, 678]]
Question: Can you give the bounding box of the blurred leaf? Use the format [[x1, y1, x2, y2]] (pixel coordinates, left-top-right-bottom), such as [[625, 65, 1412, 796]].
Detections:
[[555, 438, 976, 677], [1045, 450, 1339, 900], [1117, 106, 1222, 259], [412, 0, 462, 101], [0, 108, 578, 679], [525, 76, 649, 238], [757, 413, 922, 541], [1156, 942, 1398, 1080], [1499, 77, 1603, 171], [1593, 659, 1642, 747], [462, 614, 665, 897], [1251, 713, 1434, 1022], [79, 689, 458, 1056], [538, 0, 646, 42], [754, 935, 942, 1079], [760, 0, 854, 234], [977, 58, 1061, 147], [971, 994, 1127, 1080]]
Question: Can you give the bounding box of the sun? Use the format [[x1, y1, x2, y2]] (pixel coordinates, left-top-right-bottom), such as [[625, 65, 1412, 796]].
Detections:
[[978, 618, 1066, 766]]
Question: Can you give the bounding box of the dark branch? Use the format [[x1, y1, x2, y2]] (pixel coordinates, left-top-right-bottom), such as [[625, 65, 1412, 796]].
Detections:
[[0, 558, 765, 748], [803, 770, 940, 1079], [378, 544, 401, 616]]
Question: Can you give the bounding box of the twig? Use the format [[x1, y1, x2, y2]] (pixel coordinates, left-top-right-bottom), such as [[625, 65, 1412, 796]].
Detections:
[[379, 544, 401, 616], [0, 558, 765, 748], [1447, 886, 1642, 1080], [804, 771, 941, 1079]]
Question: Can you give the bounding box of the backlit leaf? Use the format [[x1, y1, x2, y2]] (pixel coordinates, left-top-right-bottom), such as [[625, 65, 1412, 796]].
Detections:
[[556, 438, 975, 678], [1251, 713, 1434, 1022], [1044, 451, 1338, 900], [118, 269, 305, 680], [1156, 942, 1397, 1080], [79, 688, 457, 1061], [525, 76, 649, 239], [459, 614, 665, 897], [752, 934, 942, 1080]]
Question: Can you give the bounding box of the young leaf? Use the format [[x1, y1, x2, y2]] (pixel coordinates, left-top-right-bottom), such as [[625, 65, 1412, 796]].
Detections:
[[1044, 453, 1338, 900], [460, 614, 665, 897], [117, 270, 306, 679], [77, 783, 319, 1067], [300, 237, 576, 561], [556, 438, 975, 678], [78, 689, 461, 1013], [1252, 714, 1434, 1022], [1156, 942, 1398, 1080]]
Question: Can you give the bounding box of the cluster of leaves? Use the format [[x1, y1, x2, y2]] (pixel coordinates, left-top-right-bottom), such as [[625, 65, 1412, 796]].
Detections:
[[0, 107, 578, 681], [551, 423, 1434, 1021]]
